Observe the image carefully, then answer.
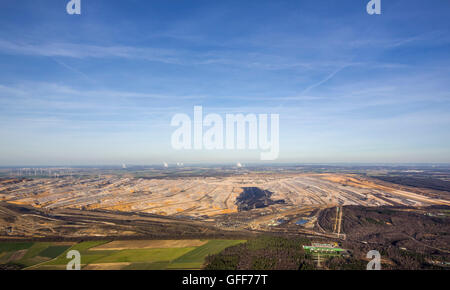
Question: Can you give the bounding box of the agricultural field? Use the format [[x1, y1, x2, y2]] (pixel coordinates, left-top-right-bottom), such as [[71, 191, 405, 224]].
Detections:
[[167, 240, 245, 269], [0, 239, 245, 270], [0, 242, 73, 269]]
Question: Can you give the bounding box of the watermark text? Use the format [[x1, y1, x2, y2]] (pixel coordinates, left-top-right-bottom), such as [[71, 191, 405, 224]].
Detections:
[[171, 106, 279, 160]]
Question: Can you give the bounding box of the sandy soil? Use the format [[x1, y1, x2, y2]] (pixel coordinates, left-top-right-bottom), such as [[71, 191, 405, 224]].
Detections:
[[83, 263, 131, 270], [90, 239, 207, 250]]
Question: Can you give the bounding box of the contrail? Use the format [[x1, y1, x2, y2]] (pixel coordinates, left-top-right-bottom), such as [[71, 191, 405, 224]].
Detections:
[[51, 57, 97, 84]]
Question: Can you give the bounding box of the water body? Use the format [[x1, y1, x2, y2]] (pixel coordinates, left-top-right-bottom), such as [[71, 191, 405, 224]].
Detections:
[[236, 187, 285, 211], [295, 219, 308, 225]]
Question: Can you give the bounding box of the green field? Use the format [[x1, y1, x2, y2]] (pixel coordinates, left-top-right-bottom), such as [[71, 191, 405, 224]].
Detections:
[[168, 240, 246, 269], [42, 241, 111, 266], [16, 242, 54, 267], [94, 247, 196, 264], [0, 239, 246, 270], [39, 246, 72, 259], [0, 242, 76, 268], [0, 242, 34, 253]]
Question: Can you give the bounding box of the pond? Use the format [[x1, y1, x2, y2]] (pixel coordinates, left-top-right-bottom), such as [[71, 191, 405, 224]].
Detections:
[[295, 219, 308, 225]]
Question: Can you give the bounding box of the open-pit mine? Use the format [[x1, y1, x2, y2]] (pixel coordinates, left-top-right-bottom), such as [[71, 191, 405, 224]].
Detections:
[[0, 166, 449, 270], [2, 173, 448, 216], [1, 166, 449, 240]]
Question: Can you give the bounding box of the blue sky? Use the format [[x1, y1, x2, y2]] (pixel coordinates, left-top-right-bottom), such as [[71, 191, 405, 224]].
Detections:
[[0, 0, 449, 165]]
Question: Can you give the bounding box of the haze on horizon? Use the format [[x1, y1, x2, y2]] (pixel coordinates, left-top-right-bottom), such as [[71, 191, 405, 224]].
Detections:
[[0, 0, 449, 166]]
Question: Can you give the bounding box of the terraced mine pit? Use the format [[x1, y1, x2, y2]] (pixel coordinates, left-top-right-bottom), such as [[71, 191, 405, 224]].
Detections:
[[1, 173, 448, 219], [1, 169, 449, 239], [0, 167, 449, 270]]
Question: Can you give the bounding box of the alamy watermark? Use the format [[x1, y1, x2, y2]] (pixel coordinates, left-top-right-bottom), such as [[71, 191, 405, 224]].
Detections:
[[170, 106, 279, 160], [67, 1, 380, 16], [367, 0, 381, 15], [66, 250, 81, 270], [66, 0, 81, 15], [367, 250, 381, 270]]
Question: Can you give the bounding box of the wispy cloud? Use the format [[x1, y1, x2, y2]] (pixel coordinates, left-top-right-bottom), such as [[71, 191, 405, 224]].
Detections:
[[0, 39, 405, 72], [0, 39, 181, 63]]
